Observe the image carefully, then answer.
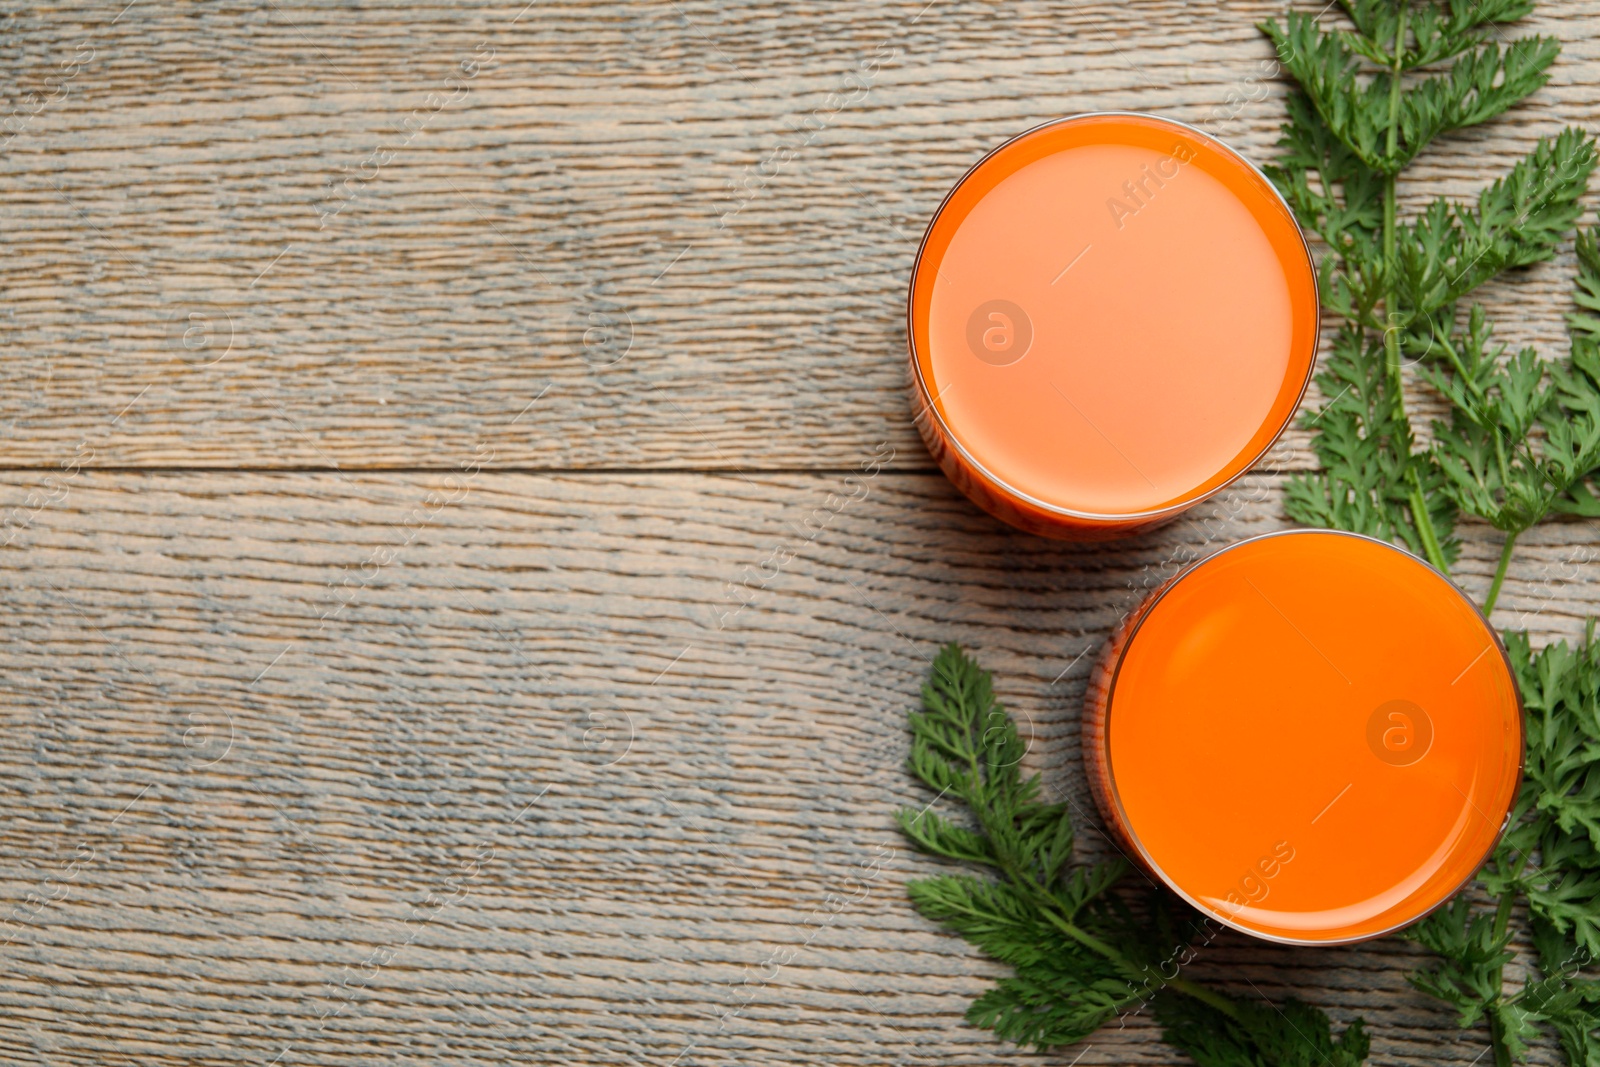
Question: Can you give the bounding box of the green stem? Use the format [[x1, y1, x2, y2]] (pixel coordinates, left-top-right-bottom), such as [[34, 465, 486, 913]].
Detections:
[[1167, 976, 1244, 1021], [1408, 481, 1451, 574], [1488, 1012, 1513, 1067], [1386, 6, 1407, 153], [1037, 907, 1122, 962], [1383, 14, 1402, 378], [1034, 894, 1241, 1022], [1493, 434, 1513, 490], [1432, 320, 1488, 410], [1493, 884, 1518, 942], [1382, 8, 1405, 351], [1385, 172, 1402, 407], [1427, 309, 1541, 492], [1483, 530, 1518, 616], [1484, 855, 1528, 1067], [1383, 9, 1451, 577]]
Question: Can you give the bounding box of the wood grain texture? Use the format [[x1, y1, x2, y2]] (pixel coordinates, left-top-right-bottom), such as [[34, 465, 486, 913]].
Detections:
[[0, 0, 1598, 467], [7, 1, 1600, 1064], [0, 469, 1597, 1065]]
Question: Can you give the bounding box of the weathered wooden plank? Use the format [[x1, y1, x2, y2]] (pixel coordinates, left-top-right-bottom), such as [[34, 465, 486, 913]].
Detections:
[[0, 469, 1595, 1064], [1, 1, 1597, 468]]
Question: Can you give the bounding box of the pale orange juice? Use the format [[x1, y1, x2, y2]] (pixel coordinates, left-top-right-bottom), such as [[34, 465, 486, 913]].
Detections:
[[908, 113, 1318, 538]]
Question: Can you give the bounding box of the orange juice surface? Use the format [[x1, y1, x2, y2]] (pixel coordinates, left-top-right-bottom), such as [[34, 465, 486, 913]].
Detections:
[[1086, 531, 1522, 944], [908, 113, 1318, 537]]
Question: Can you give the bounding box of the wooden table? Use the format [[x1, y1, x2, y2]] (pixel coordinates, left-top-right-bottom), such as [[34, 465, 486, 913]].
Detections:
[[3, 2, 1599, 1063]]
